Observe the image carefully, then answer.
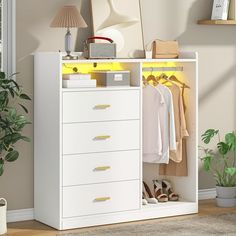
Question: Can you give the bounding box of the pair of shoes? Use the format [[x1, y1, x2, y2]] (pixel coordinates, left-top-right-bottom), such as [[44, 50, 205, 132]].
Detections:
[[142, 181, 158, 205], [153, 180, 179, 202]]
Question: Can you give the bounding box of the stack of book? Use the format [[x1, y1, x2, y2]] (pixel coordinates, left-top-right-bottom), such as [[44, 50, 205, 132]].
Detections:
[[62, 73, 97, 88]]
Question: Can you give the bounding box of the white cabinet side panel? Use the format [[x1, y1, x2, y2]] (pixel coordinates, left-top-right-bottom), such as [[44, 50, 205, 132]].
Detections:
[[34, 53, 61, 229]]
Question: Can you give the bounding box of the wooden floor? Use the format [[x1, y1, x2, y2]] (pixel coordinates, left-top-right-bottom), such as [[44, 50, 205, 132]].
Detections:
[[6, 200, 236, 236]]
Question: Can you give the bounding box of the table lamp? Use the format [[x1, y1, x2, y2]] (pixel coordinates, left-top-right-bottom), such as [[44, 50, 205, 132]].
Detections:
[[50, 5, 88, 60]]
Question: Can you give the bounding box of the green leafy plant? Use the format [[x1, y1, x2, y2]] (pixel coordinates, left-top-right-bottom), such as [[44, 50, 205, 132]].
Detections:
[[0, 72, 31, 176], [199, 129, 236, 187]]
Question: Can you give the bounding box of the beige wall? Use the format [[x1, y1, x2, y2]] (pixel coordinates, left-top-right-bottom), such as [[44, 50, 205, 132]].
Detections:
[[0, 0, 235, 210]]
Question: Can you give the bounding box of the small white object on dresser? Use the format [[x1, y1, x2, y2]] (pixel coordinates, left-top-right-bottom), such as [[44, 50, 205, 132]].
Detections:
[[34, 52, 198, 230]]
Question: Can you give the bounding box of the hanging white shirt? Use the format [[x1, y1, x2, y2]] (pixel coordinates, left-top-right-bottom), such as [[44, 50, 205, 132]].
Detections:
[[143, 84, 176, 164]]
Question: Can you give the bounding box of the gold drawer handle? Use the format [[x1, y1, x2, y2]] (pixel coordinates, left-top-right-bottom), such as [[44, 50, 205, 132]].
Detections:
[[94, 104, 111, 110], [94, 166, 111, 171], [94, 135, 111, 140], [94, 197, 111, 202]]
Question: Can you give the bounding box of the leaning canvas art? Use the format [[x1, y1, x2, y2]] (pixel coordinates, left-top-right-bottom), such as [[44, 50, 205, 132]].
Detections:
[[90, 0, 144, 58]]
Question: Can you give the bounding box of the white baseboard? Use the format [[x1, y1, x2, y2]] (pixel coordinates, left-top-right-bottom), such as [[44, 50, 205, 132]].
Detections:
[[7, 208, 34, 223], [198, 188, 216, 200], [6, 189, 216, 223]]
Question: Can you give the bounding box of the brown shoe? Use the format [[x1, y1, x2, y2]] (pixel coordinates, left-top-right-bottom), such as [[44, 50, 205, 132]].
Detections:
[[162, 180, 179, 201], [153, 180, 168, 202]]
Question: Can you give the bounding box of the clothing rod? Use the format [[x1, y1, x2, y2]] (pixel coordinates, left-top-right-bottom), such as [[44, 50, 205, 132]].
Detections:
[[142, 66, 184, 72]]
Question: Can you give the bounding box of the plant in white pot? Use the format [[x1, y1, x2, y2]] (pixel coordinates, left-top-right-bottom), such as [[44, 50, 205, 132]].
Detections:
[[0, 72, 30, 235], [199, 129, 236, 208]]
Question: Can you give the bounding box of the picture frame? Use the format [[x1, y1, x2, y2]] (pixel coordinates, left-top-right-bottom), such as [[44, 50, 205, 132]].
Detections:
[[211, 0, 230, 20]]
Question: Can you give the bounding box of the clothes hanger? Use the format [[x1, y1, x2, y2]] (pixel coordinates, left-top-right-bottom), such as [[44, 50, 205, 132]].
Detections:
[[159, 73, 175, 85], [161, 72, 190, 89], [155, 75, 161, 84], [157, 62, 176, 85], [158, 61, 190, 88], [168, 75, 190, 89], [146, 68, 158, 86], [142, 75, 148, 88], [159, 73, 169, 81]]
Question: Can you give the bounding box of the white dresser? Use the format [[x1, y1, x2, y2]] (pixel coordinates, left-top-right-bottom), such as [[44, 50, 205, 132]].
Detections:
[[34, 52, 198, 230]]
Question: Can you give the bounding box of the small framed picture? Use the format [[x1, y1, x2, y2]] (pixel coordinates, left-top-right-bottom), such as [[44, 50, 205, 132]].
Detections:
[[211, 0, 230, 20]]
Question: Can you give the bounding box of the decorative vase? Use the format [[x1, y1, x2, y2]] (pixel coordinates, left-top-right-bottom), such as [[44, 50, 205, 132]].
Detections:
[[0, 198, 7, 235], [216, 186, 236, 208]]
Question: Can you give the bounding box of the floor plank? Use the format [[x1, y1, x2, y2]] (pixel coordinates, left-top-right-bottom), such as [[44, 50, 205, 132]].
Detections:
[[6, 200, 236, 236]]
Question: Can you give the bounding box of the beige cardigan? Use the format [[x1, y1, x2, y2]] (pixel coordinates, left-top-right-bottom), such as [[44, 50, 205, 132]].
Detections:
[[159, 84, 189, 176], [169, 84, 189, 163]]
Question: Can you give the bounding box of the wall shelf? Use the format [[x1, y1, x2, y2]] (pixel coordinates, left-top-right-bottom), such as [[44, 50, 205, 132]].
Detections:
[[198, 20, 236, 25]]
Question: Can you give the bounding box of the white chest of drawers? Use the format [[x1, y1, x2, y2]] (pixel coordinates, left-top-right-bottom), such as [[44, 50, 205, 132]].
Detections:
[[34, 52, 198, 230], [61, 88, 141, 220]]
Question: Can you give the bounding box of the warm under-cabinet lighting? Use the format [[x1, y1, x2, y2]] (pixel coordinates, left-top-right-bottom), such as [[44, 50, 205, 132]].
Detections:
[[62, 63, 123, 75]]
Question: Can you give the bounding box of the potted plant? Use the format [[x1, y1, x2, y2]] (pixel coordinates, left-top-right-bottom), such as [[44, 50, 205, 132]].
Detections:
[[199, 129, 236, 207], [0, 72, 30, 235]]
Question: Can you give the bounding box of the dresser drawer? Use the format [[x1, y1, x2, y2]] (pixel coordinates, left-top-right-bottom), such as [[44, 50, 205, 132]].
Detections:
[[63, 120, 140, 155], [63, 150, 140, 186], [62, 180, 140, 218], [62, 90, 140, 123]]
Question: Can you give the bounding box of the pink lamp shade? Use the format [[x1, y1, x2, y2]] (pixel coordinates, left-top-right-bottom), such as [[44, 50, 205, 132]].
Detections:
[[50, 6, 88, 28]]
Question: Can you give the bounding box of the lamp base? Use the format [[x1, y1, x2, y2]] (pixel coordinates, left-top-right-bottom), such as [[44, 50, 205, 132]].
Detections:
[[63, 29, 79, 60], [62, 54, 79, 60]]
